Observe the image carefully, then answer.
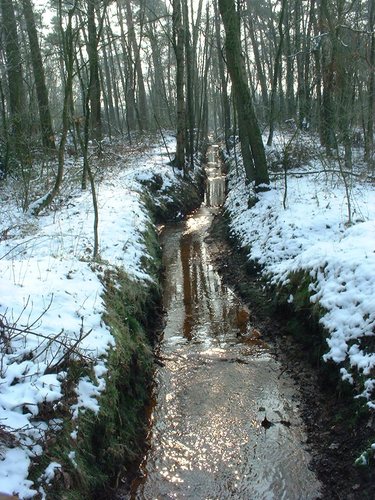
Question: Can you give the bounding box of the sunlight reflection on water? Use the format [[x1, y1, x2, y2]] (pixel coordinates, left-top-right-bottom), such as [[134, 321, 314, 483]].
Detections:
[[123, 147, 321, 500]]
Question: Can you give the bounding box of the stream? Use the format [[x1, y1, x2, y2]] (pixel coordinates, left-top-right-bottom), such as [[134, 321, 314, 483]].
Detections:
[[122, 146, 321, 499]]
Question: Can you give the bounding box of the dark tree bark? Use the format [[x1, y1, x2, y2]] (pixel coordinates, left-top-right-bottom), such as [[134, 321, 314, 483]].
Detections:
[[214, 0, 231, 152], [0, 78, 10, 174], [311, 0, 323, 135], [32, 1, 77, 215], [319, 0, 336, 150], [117, 1, 137, 133], [105, 27, 124, 134], [246, 8, 268, 114], [192, 0, 204, 122], [146, 18, 169, 127], [294, 0, 306, 129], [197, 7, 211, 148], [22, 0, 55, 151], [267, 0, 287, 146], [87, 0, 102, 141], [366, 0, 375, 165], [172, 0, 186, 172], [125, 0, 149, 131], [320, 0, 353, 167], [218, 0, 269, 189], [301, 0, 315, 129], [1, 0, 27, 155], [284, 3, 295, 119], [183, 0, 195, 167], [102, 31, 117, 133]]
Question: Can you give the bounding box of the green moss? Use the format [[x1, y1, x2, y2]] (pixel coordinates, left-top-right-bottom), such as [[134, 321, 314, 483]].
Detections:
[[31, 227, 162, 497], [29, 153, 207, 497], [142, 169, 205, 222], [266, 270, 374, 409], [30, 268, 159, 498], [355, 440, 375, 467]]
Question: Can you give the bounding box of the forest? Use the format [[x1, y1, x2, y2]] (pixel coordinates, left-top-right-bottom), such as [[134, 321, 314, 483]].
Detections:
[[0, 0, 374, 498], [1, 0, 374, 182]]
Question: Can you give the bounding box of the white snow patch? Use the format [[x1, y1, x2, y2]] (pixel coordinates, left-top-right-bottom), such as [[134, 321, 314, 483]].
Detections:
[[225, 141, 375, 407], [0, 135, 179, 495], [68, 451, 77, 468], [39, 462, 62, 484], [0, 448, 36, 498]]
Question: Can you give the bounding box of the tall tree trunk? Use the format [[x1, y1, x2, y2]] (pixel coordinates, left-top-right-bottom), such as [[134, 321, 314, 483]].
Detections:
[[366, 0, 375, 165], [106, 27, 124, 134], [294, 0, 306, 129], [117, 1, 137, 132], [191, 0, 203, 121], [183, 0, 195, 167], [284, 3, 295, 118], [0, 79, 10, 174], [302, 0, 315, 129], [319, 0, 336, 150], [102, 31, 117, 133], [246, 9, 268, 114], [146, 19, 167, 127], [31, 1, 77, 215], [218, 0, 269, 189], [22, 0, 55, 151], [311, 0, 322, 133], [87, 0, 102, 141], [125, 0, 149, 131], [267, 0, 287, 146], [172, 0, 186, 172], [1, 0, 27, 157], [214, 0, 231, 152], [99, 64, 112, 138], [198, 7, 212, 148]]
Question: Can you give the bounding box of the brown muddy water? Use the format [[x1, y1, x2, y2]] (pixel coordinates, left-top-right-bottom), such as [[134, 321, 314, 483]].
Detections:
[[121, 146, 321, 499]]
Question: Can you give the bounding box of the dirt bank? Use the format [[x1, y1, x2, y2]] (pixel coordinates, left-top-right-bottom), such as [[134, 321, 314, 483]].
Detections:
[[207, 213, 375, 500]]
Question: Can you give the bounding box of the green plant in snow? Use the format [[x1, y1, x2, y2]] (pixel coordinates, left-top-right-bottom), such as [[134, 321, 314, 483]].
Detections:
[[355, 442, 375, 467]]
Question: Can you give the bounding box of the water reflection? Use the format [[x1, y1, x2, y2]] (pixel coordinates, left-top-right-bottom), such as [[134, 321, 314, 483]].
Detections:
[[124, 147, 321, 500]]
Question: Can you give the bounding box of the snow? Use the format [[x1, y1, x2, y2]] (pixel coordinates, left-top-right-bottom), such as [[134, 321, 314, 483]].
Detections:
[[0, 135, 179, 497], [39, 462, 62, 485], [225, 137, 375, 407], [0, 448, 36, 498], [2, 129, 373, 492], [68, 450, 77, 468]]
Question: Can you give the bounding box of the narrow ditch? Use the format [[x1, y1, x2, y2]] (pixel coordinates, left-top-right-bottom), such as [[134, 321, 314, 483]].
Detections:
[[117, 146, 321, 499]]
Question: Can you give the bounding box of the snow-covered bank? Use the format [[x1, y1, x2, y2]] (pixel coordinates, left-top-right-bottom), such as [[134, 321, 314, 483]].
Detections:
[[0, 136, 190, 497], [225, 139, 375, 410]]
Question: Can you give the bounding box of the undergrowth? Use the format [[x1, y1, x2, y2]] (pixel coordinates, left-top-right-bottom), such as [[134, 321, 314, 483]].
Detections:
[[141, 166, 205, 222], [30, 268, 160, 499], [31, 154, 206, 498]]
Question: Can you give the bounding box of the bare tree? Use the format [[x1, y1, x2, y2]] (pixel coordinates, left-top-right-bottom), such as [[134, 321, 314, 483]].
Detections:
[[218, 0, 269, 189], [214, 0, 231, 152], [365, 0, 375, 166], [30, 0, 78, 215], [21, 0, 56, 151], [172, 0, 186, 172], [267, 0, 287, 147], [1, 0, 27, 162], [87, 0, 102, 141]]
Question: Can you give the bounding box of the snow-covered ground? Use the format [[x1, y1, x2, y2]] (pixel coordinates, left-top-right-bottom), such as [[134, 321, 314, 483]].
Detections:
[[225, 136, 375, 411], [2, 130, 374, 495], [0, 136, 178, 497]]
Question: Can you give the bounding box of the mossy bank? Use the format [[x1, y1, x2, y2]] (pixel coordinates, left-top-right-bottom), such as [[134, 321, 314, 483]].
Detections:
[[32, 165, 205, 499], [215, 156, 375, 498]]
